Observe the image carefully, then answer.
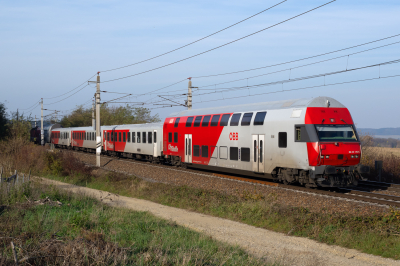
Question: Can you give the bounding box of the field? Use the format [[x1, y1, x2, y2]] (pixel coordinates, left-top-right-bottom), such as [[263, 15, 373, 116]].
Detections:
[[0, 180, 265, 265], [368, 147, 400, 158]]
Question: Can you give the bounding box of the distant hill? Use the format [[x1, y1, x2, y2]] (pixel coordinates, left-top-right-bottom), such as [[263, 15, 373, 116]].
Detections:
[[357, 128, 400, 136]]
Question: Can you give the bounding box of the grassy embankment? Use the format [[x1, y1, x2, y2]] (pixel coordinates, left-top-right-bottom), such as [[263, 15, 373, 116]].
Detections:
[[2, 141, 400, 260], [0, 180, 265, 265]]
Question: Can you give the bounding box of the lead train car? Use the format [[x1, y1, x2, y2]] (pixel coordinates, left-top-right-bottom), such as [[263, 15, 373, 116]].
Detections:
[[163, 96, 369, 187]]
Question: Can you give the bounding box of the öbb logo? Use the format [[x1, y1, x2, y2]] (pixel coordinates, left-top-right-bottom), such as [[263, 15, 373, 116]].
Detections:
[[168, 144, 178, 152], [229, 132, 238, 141]]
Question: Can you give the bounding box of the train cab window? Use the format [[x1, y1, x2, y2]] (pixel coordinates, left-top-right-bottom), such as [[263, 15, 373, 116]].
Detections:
[[137, 132, 141, 143], [230, 147, 238, 160], [220, 114, 231, 126], [119, 132, 121, 142], [201, 145, 208, 158], [230, 114, 242, 126], [241, 113, 253, 126], [142, 132, 146, 143], [127, 131, 130, 142], [174, 132, 178, 143], [193, 145, 200, 157], [254, 111, 267, 126], [194, 116, 202, 127], [241, 148, 250, 162], [123, 132, 126, 142], [279, 132, 287, 148], [168, 132, 172, 142], [154, 132, 157, 143], [202, 115, 211, 127], [186, 117, 194, 127], [174, 118, 180, 127], [148, 132, 152, 143], [211, 115, 220, 126], [132, 132, 136, 143]]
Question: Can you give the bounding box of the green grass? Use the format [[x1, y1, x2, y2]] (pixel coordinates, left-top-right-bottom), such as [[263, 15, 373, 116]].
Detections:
[[43, 170, 400, 261], [0, 182, 267, 265]]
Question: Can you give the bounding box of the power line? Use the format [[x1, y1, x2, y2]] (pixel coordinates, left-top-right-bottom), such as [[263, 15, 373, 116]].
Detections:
[[191, 58, 400, 97], [192, 33, 400, 79], [43, 74, 97, 100], [18, 100, 41, 110], [102, 0, 337, 83], [100, 1, 287, 73], [197, 40, 400, 90], [192, 73, 400, 105], [44, 84, 90, 106]]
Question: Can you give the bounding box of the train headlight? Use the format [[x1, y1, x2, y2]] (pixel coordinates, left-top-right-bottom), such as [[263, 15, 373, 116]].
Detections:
[[321, 155, 324, 159], [355, 155, 359, 158], [351, 155, 354, 158], [325, 155, 329, 159]]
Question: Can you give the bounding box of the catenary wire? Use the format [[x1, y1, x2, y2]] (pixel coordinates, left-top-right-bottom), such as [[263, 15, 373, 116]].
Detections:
[[191, 33, 400, 79], [100, 1, 287, 73], [44, 84, 90, 106], [192, 74, 400, 104], [102, 0, 337, 83], [43, 74, 97, 100], [196, 40, 400, 90]]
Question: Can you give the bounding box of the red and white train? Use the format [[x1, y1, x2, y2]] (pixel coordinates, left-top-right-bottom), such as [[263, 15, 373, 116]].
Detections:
[[44, 96, 369, 187]]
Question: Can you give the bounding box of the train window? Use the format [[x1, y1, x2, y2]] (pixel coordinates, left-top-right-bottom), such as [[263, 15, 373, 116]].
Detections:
[[202, 115, 211, 127], [174, 132, 178, 143], [186, 117, 194, 127], [111, 132, 114, 141], [137, 132, 141, 143], [127, 131, 130, 142], [241, 113, 253, 126], [211, 146, 218, 158], [219, 146, 228, 159], [132, 132, 136, 143], [114, 132, 117, 142], [107, 132, 110, 141], [241, 148, 250, 162], [201, 145, 208, 158], [260, 141, 263, 163], [92, 132, 95, 140], [194, 116, 202, 127], [230, 147, 238, 160], [123, 132, 126, 142], [211, 115, 220, 127], [279, 132, 287, 148], [142, 132, 146, 143], [119, 132, 121, 142], [174, 118, 180, 127], [193, 145, 200, 157], [148, 132, 152, 143], [154, 132, 157, 143], [254, 111, 267, 126], [168, 132, 172, 142], [220, 114, 231, 126], [230, 114, 241, 126]]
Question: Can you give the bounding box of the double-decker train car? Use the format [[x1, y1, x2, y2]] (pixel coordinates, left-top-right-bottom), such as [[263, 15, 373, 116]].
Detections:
[[163, 96, 369, 187], [47, 96, 369, 188]]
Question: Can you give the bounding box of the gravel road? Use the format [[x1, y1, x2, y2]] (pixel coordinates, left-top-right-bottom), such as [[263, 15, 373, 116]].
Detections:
[[34, 176, 400, 266], [72, 152, 389, 216]]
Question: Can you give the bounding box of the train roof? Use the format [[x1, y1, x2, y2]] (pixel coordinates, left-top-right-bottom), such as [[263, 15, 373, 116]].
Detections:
[[167, 96, 345, 117], [56, 123, 163, 131]]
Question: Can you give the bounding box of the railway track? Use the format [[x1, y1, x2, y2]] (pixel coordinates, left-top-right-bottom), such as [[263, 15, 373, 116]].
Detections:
[[60, 148, 400, 209]]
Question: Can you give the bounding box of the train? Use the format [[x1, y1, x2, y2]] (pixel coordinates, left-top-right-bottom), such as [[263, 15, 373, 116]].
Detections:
[[31, 96, 370, 188]]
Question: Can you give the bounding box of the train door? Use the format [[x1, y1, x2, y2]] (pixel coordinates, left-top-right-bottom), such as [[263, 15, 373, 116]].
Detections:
[[185, 134, 192, 163], [153, 130, 158, 157], [252, 135, 265, 173]]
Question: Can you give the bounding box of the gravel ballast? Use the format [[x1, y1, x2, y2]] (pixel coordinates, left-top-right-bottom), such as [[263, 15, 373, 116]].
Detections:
[[72, 152, 390, 216]]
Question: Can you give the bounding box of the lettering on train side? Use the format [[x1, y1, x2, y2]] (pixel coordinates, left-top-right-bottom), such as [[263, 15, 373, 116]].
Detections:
[[168, 144, 178, 152]]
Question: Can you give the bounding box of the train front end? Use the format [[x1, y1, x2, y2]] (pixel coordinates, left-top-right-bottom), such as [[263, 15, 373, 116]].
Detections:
[[305, 103, 369, 187]]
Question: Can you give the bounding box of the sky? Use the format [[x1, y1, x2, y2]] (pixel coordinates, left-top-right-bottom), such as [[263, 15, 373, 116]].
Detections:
[[0, 0, 399, 128]]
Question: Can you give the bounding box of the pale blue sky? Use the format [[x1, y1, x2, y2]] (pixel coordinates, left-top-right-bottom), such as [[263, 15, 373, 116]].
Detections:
[[1, 0, 399, 128]]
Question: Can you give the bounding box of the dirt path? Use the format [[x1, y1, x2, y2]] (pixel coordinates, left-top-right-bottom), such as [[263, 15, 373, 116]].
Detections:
[[34, 176, 400, 266]]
